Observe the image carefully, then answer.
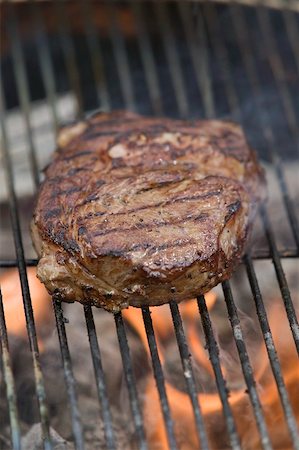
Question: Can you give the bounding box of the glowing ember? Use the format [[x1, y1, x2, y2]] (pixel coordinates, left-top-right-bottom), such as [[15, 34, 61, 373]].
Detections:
[[124, 295, 299, 449], [1, 268, 51, 348]]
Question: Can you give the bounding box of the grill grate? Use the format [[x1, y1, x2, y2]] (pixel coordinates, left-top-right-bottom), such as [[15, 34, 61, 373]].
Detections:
[[0, 2, 298, 450]]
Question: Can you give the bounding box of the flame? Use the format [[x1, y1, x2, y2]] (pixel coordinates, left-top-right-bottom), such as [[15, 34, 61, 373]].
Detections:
[[124, 294, 299, 449], [1, 268, 51, 349]]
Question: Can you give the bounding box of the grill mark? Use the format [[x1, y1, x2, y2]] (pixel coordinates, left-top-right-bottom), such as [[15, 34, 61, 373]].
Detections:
[[135, 177, 184, 195], [67, 167, 89, 176], [63, 150, 94, 161], [76, 180, 106, 206], [85, 193, 102, 203], [46, 228, 80, 254], [57, 186, 82, 196], [93, 212, 209, 238], [77, 174, 188, 210], [82, 189, 222, 221], [43, 208, 61, 220]]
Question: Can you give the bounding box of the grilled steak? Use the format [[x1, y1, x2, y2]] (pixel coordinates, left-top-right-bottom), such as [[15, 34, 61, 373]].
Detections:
[[32, 111, 265, 312]]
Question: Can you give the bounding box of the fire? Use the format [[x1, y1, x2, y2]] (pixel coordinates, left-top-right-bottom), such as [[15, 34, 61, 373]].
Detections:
[[1, 268, 51, 349], [123, 294, 299, 449]]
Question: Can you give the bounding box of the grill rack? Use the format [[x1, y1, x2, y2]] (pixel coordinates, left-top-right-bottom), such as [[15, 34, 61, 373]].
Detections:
[[0, 2, 299, 450]]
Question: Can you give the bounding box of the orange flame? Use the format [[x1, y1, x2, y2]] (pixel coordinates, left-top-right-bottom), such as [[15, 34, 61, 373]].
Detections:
[[1, 268, 51, 349], [124, 294, 299, 449]]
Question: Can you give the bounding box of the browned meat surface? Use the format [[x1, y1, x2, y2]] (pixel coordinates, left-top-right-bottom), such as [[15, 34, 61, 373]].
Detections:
[[32, 111, 265, 312]]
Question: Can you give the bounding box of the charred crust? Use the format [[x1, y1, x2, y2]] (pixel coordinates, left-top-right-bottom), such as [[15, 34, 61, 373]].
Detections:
[[50, 229, 80, 255]]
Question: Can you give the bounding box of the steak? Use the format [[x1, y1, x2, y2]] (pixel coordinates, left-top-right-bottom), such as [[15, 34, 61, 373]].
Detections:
[[32, 111, 265, 312]]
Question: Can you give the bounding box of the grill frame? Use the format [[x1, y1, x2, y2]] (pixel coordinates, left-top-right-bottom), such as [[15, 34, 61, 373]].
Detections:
[[0, 2, 299, 450]]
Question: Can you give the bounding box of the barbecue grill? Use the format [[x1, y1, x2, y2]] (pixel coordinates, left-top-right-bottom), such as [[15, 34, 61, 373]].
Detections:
[[0, 2, 298, 450]]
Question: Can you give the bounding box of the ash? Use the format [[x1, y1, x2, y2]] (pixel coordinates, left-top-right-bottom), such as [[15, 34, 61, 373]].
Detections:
[[0, 302, 148, 449]]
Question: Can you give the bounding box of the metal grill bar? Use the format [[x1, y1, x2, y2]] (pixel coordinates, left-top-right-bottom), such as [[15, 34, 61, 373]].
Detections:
[[131, 2, 163, 115], [192, 6, 298, 449], [197, 296, 241, 450], [154, 3, 189, 117], [202, 8, 296, 443], [230, 5, 299, 252], [235, 4, 299, 354], [30, 0, 59, 132], [0, 91, 52, 450], [283, 10, 299, 74], [260, 206, 299, 354], [201, 5, 239, 117], [229, 6, 299, 353], [179, 3, 215, 118], [169, 301, 210, 450], [83, 305, 116, 450], [201, 5, 299, 447], [114, 312, 147, 450], [78, 0, 110, 111], [257, 8, 298, 140], [54, 0, 83, 117], [202, 4, 299, 355], [269, 154, 299, 251], [222, 281, 272, 450], [106, 4, 135, 111], [0, 289, 21, 450], [6, 2, 40, 187], [53, 299, 84, 450], [187, 7, 272, 448], [0, 259, 39, 268], [141, 307, 178, 450], [244, 255, 299, 450], [3, 6, 88, 447]]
